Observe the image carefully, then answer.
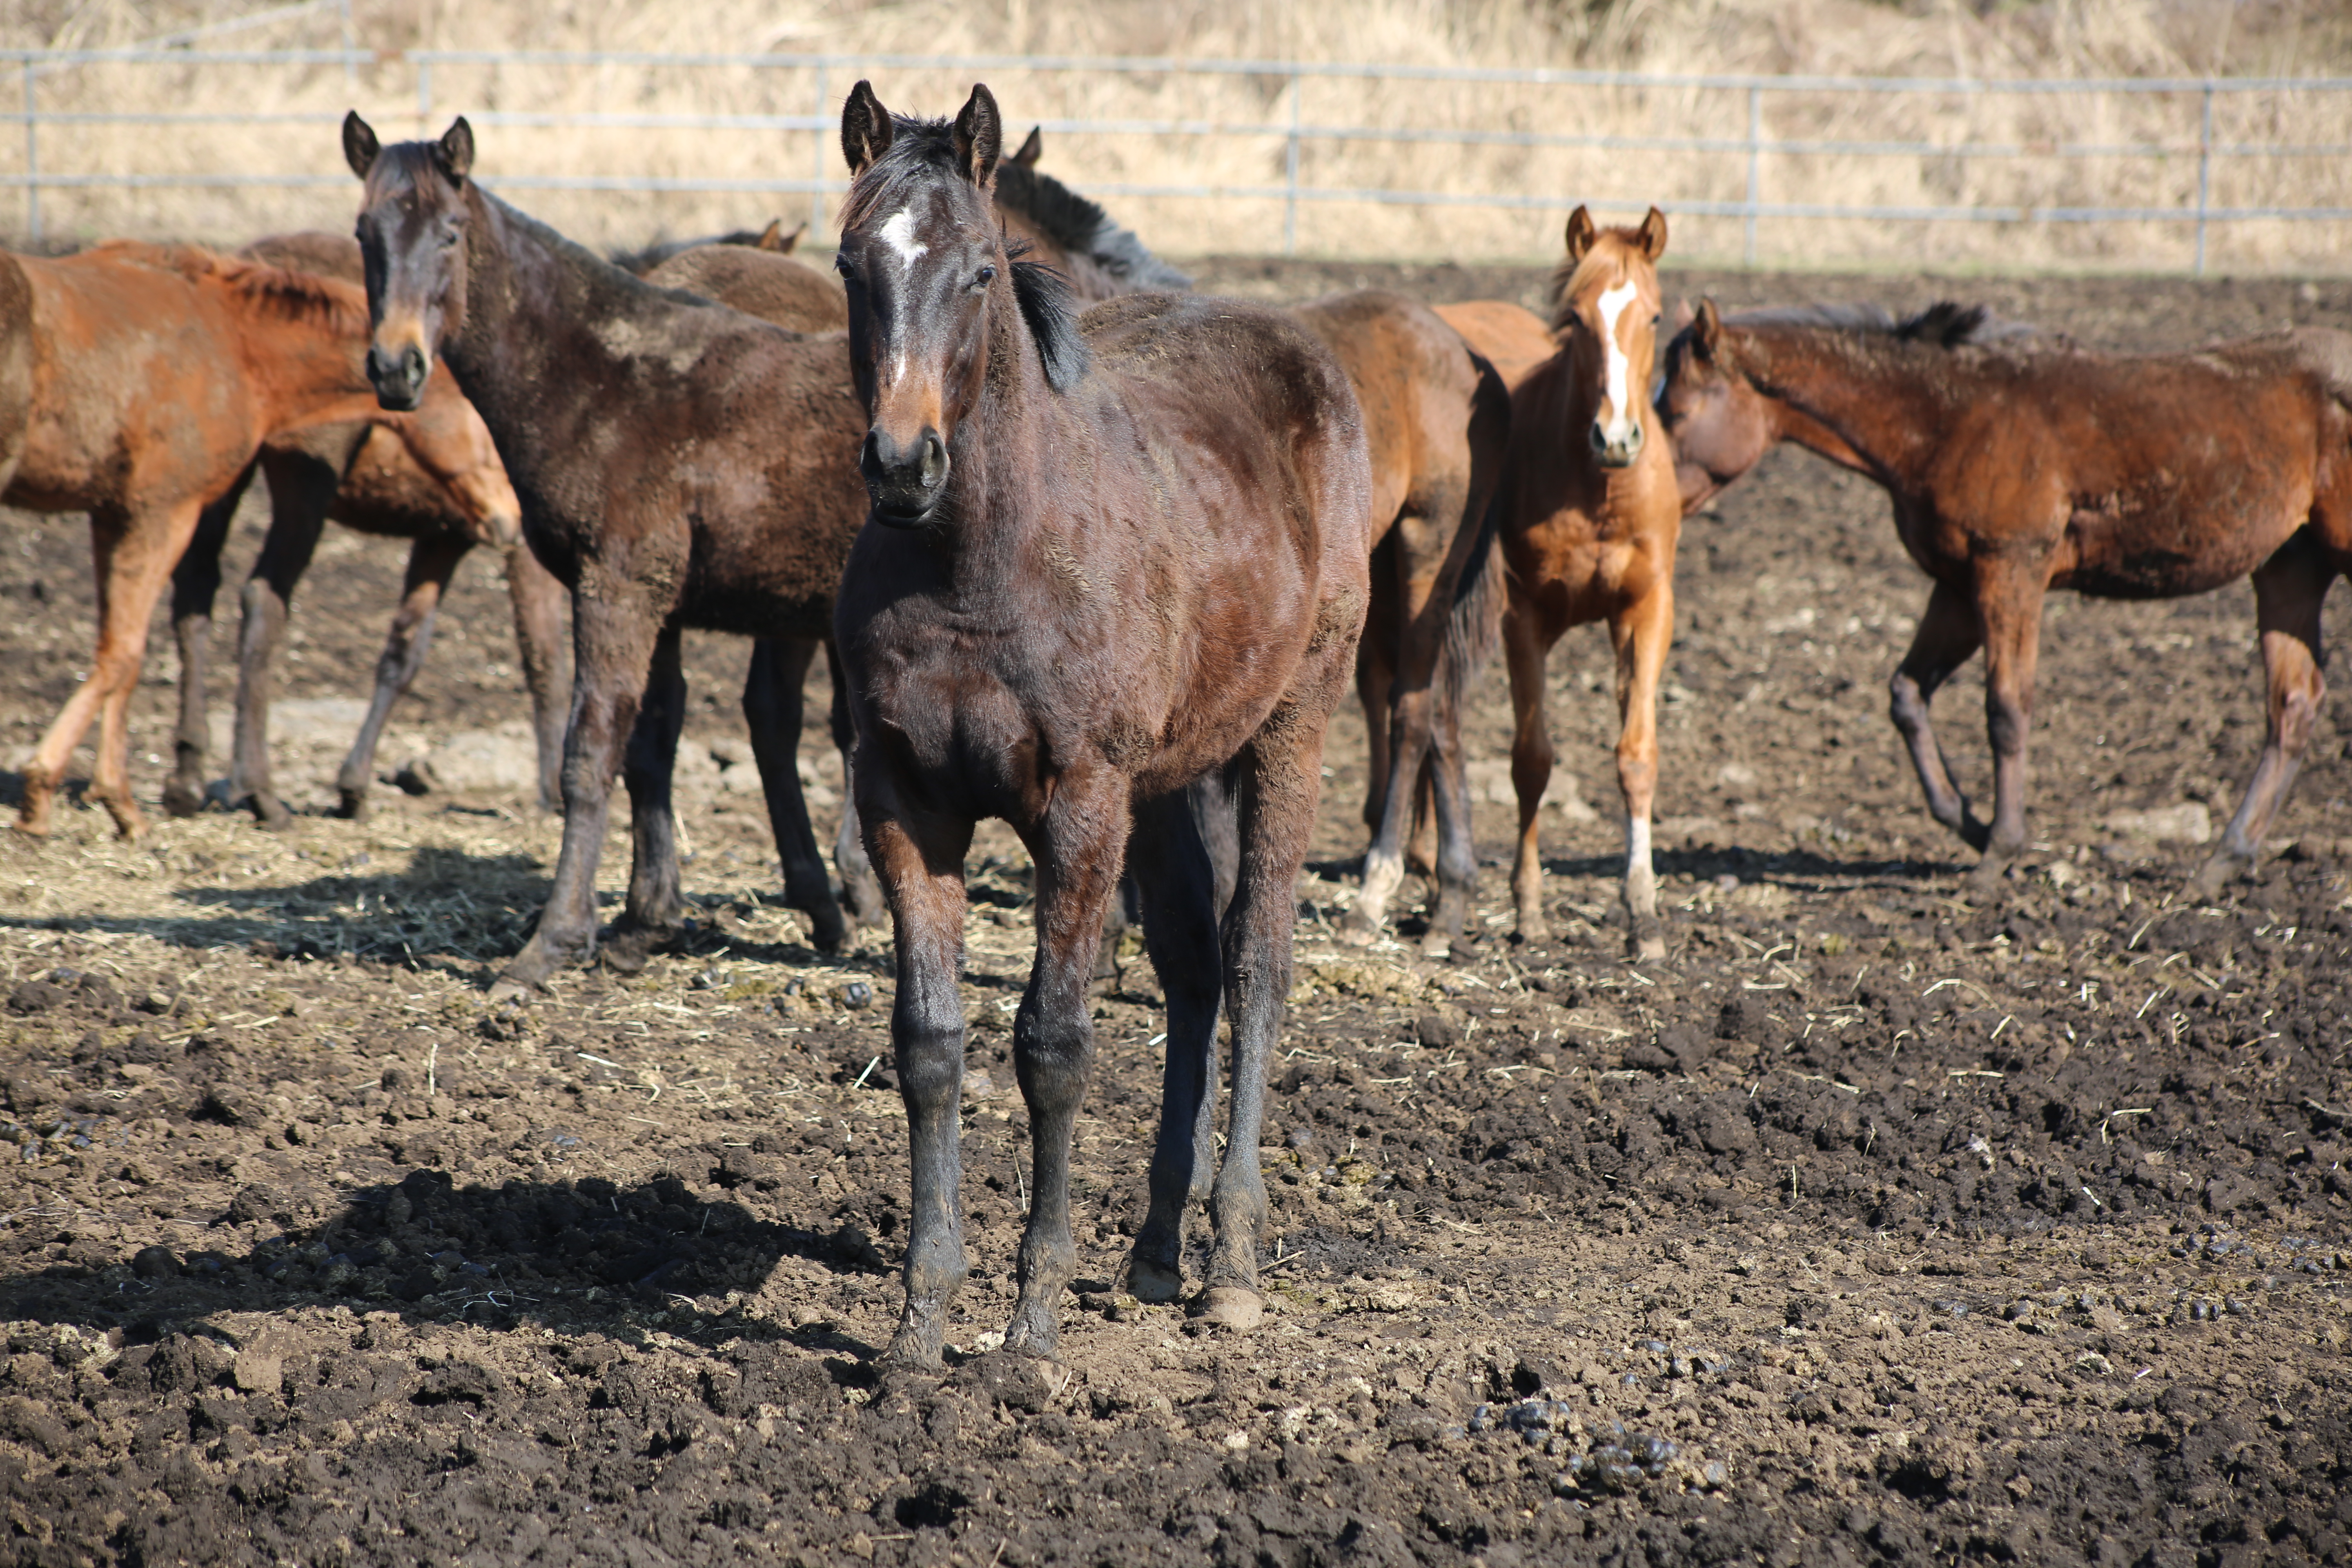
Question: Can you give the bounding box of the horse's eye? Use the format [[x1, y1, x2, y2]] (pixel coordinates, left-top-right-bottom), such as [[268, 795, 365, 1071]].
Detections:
[[974, 265, 997, 288], [834, 256, 853, 278], [437, 228, 459, 251]]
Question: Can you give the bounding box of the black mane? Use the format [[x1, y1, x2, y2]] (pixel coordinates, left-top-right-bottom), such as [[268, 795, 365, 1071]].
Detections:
[[996, 157, 1192, 293], [1725, 299, 2036, 348]]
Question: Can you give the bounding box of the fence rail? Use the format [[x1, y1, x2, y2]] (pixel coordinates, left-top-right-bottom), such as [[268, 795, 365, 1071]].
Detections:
[[3, 43, 2350, 272]]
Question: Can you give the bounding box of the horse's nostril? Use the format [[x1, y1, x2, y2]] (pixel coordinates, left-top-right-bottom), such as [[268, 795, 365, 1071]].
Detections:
[[1589, 422, 1608, 450]]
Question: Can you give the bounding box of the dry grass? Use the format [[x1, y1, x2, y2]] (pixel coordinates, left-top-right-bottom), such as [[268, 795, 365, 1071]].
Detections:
[[1, 0, 2350, 271]]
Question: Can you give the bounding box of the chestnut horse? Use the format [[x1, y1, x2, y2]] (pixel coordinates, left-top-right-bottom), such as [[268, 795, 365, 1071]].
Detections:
[[4, 242, 428, 839], [1661, 299, 2352, 891], [345, 114, 873, 987], [164, 231, 564, 829], [1479, 206, 1682, 959], [832, 83, 1370, 1365], [994, 128, 1506, 950]]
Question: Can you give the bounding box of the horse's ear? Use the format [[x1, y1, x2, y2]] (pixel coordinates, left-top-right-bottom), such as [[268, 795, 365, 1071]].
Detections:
[[761, 219, 804, 254], [1693, 298, 1723, 361], [1671, 297, 1695, 331], [434, 117, 474, 182], [1011, 125, 1044, 167], [1563, 205, 1597, 263], [1636, 205, 1668, 261], [953, 83, 1003, 189], [341, 111, 380, 179], [841, 80, 893, 177]]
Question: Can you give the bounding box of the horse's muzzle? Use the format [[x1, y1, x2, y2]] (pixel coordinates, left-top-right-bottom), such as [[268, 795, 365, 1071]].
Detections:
[[1590, 416, 1645, 470], [367, 343, 430, 412], [861, 426, 950, 527]]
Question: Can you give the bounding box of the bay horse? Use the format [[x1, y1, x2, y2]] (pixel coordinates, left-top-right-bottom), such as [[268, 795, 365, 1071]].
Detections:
[[1660, 299, 2352, 892], [344, 114, 874, 987], [3, 241, 432, 839], [163, 231, 566, 829], [1479, 206, 1683, 959], [832, 82, 1370, 1365], [991, 127, 1506, 951]]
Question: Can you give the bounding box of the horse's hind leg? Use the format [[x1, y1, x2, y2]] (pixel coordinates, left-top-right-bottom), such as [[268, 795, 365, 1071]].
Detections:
[[1608, 579, 1675, 962], [230, 451, 334, 829], [163, 475, 249, 817], [1125, 777, 1229, 1305], [603, 622, 689, 972], [1422, 653, 1477, 956], [334, 529, 469, 822], [1000, 767, 1127, 1361], [1344, 522, 1438, 944], [1969, 572, 2046, 892], [503, 541, 570, 815], [2196, 533, 2334, 895], [866, 795, 976, 1372], [1889, 579, 1991, 857], [742, 637, 849, 952]]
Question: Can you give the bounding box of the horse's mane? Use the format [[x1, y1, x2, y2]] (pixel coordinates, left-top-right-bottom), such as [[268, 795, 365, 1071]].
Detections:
[[1545, 233, 1653, 337], [1727, 300, 2039, 348], [842, 116, 1091, 392], [91, 239, 370, 338], [995, 158, 1192, 293]]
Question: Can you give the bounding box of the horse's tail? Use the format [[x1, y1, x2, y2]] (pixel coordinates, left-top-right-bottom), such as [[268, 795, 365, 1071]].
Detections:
[[1437, 355, 1514, 725]]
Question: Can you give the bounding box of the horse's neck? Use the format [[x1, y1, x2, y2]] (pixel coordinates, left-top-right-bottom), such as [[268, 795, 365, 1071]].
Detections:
[[230, 285, 382, 435], [442, 191, 630, 449], [933, 310, 1070, 587], [1747, 328, 1941, 483]]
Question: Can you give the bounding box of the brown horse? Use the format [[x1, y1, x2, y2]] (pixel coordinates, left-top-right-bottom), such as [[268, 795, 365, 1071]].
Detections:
[[1434, 299, 1557, 394], [163, 231, 566, 829], [607, 216, 806, 276], [1661, 299, 2352, 892], [1481, 206, 1682, 959], [997, 129, 1505, 950], [344, 114, 873, 987], [4, 241, 428, 838], [832, 83, 1370, 1366]]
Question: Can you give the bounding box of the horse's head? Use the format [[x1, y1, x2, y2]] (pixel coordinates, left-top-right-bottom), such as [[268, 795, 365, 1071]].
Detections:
[[1657, 298, 1770, 508], [834, 81, 1014, 528], [342, 112, 475, 413], [1548, 205, 1667, 470]]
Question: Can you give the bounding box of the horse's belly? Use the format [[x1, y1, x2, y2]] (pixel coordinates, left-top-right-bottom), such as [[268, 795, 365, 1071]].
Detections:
[[2062, 485, 2303, 599]]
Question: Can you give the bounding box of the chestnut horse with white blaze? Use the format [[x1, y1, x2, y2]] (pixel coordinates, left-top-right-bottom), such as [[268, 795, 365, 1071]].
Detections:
[[1482, 206, 1683, 959], [831, 82, 1370, 1368], [1660, 298, 2352, 891]]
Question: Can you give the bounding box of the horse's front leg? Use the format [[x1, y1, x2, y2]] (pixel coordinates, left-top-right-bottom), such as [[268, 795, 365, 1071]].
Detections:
[[825, 639, 887, 926], [603, 621, 688, 972], [492, 575, 666, 999], [163, 479, 247, 817], [334, 529, 469, 822], [1608, 578, 1675, 962], [1889, 579, 1990, 854], [1125, 779, 1227, 1305], [1969, 570, 2047, 891], [503, 540, 570, 815], [867, 792, 975, 1371], [1002, 769, 1128, 1361], [2197, 533, 2334, 895], [229, 453, 335, 829], [1501, 597, 1558, 942], [743, 637, 850, 952]]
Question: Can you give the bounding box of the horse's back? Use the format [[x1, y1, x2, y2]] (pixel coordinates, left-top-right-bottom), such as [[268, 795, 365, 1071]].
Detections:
[[1432, 300, 1556, 392], [642, 247, 847, 335], [1292, 289, 1492, 537], [1085, 291, 1372, 574]]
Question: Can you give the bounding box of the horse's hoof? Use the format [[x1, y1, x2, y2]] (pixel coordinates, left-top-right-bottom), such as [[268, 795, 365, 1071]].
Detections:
[[1964, 856, 2014, 895], [1188, 1287, 1264, 1331], [486, 975, 542, 1006], [248, 795, 293, 833], [1126, 1255, 1185, 1304], [880, 1329, 946, 1373], [332, 788, 370, 822], [1001, 1309, 1062, 1361], [1629, 926, 1668, 964], [2190, 852, 2247, 899], [160, 783, 204, 819]]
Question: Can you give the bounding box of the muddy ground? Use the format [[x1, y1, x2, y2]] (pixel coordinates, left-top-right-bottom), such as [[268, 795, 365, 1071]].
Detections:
[[1, 261, 2350, 1568]]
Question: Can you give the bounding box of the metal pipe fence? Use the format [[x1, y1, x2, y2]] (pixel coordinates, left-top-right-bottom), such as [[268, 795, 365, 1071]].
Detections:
[[0, 44, 2348, 272]]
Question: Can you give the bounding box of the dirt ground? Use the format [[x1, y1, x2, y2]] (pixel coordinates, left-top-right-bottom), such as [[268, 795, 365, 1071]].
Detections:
[[2, 260, 2351, 1568]]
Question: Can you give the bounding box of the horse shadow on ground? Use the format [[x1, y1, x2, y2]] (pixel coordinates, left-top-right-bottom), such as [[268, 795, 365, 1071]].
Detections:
[[0, 840, 869, 980], [0, 1161, 894, 1381]]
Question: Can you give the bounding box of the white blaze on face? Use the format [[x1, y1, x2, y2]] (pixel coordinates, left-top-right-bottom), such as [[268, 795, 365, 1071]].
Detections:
[[1595, 279, 1642, 445], [879, 206, 929, 273]]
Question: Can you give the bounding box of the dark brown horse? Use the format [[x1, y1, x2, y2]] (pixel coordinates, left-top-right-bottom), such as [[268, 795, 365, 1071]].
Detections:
[[832, 83, 1370, 1366], [343, 114, 873, 988], [163, 231, 568, 829], [1661, 299, 2352, 892], [997, 129, 1505, 950], [4, 241, 425, 838], [1480, 207, 1684, 958]]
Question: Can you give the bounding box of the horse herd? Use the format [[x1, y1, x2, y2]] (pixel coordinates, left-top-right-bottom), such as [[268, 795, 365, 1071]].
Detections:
[[7, 82, 2351, 1362]]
